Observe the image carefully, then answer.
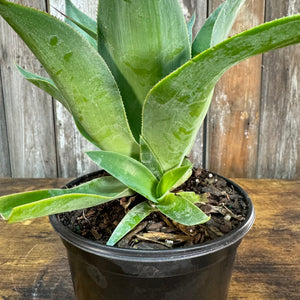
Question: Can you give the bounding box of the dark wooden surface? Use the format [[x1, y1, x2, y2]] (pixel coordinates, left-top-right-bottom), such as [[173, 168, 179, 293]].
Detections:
[[0, 178, 299, 299]]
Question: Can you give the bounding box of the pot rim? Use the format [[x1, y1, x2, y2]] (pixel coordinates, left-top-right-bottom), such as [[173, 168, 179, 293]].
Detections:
[[49, 170, 255, 262]]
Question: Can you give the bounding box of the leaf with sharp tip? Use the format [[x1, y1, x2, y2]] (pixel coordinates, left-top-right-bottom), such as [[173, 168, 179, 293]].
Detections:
[[86, 151, 159, 203], [107, 201, 155, 246], [192, 0, 246, 57], [97, 0, 191, 140], [211, 0, 247, 47], [0, 176, 132, 222], [64, 0, 97, 48], [0, 0, 139, 158], [192, 2, 224, 56], [170, 158, 193, 191], [16, 65, 69, 109], [142, 15, 300, 172], [16, 65, 98, 146], [156, 193, 210, 226], [187, 12, 196, 45], [156, 164, 192, 199]]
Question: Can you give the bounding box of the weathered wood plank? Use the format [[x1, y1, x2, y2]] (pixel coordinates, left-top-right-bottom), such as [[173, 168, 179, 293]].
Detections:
[[50, 0, 100, 178], [0, 0, 299, 179], [0, 178, 299, 299], [207, 0, 264, 178], [180, 0, 208, 167], [180, 0, 207, 36], [258, 0, 300, 179], [0, 67, 11, 177], [0, 0, 57, 178]]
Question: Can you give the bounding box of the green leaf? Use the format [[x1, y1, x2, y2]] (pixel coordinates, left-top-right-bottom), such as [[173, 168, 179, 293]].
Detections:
[[16, 65, 68, 108], [187, 12, 196, 45], [156, 164, 192, 199], [86, 151, 159, 203], [192, 0, 246, 57], [16, 65, 98, 146], [211, 0, 246, 47], [0, 0, 139, 158], [170, 158, 193, 191], [142, 15, 300, 172], [64, 0, 97, 48], [171, 169, 193, 191], [107, 201, 155, 246], [0, 176, 132, 222], [192, 2, 224, 56], [140, 136, 163, 180], [176, 191, 208, 204], [97, 0, 191, 140], [17, 65, 70, 117], [156, 193, 210, 226]]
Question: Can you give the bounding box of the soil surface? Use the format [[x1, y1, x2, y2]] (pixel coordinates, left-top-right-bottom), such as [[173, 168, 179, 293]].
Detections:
[[57, 168, 248, 249]]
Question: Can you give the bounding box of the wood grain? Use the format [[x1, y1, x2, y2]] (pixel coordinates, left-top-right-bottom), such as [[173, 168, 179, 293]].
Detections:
[[180, 0, 208, 39], [0, 178, 299, 299], [0, 0, 57, 178], [258, 0, 300, 179], [180, 0, 208, 167], [0, 68, 11, 177], [207, 0, 264, 178]]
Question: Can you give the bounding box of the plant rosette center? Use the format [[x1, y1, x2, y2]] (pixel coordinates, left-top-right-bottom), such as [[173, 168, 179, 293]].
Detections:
[[56, 169, 247, 249]]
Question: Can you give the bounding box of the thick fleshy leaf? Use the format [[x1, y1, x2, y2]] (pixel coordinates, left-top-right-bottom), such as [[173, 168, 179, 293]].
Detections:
[[187, 12, 196, 45], [191, 2, 224, 56], [192, 0, 246, 56], [169, 158, 193, 191], [16, 65, 98, 146], [0, 0, 139, 158], [64, 0, 97, 48], [16, 65, 68, 108], [97, 0, 191, 139], [107, 201, 155, 246], [0, 176, 132, 222], [171, 168, 192, 191], [176, 191, 208, 204], [86, 151, 159, 202], [140, 136, 163, 180], [142, 15, 300, 172], [6, 194, 122, 223], [210, 0, 246, 47], [156, 193, 210, 226], [156, 164, 192, 199]]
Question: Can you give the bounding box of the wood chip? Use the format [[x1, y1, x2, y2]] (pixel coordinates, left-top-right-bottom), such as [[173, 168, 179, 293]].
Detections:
[[120, 196, 136, 213], [146, 221, 164, 232], [208, 225, 224, 237], [91, 228, 101, 240], [136, 232, 190, 242], [158, 212, 176, 230], [171, 221, 196, 237]]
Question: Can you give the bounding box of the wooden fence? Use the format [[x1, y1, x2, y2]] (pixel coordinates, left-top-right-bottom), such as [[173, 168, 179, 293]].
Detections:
[[0, 0, 299, 179]]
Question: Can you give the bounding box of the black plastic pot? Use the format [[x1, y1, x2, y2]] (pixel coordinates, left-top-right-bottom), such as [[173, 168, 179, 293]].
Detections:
[[49, 171, 255, 300]]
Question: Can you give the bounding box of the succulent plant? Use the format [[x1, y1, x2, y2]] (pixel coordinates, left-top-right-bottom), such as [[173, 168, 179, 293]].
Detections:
[[0, 0, 299, 246]]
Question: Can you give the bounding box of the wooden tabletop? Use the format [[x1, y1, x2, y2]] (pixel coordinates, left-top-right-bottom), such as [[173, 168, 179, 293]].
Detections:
[[0, 178, 299, 300]]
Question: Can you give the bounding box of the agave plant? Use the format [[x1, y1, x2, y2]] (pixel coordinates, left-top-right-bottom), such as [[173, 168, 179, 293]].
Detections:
[[0, 0, 299, 246]]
